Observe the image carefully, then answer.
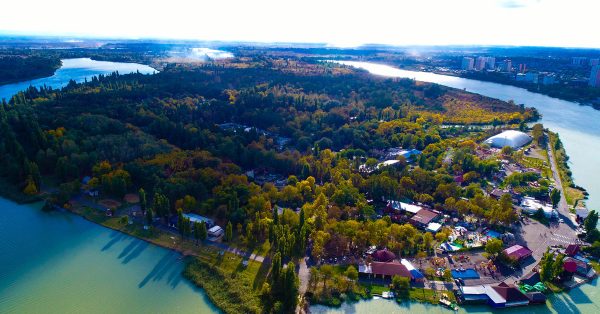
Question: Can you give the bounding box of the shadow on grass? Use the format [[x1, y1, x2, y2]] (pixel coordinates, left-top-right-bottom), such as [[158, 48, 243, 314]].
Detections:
[[253, 256, 271, 290]]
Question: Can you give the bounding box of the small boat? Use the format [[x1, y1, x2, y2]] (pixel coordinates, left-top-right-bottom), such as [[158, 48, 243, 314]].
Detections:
[[440, 295, 459, 311], [381, 291, 395, 299]]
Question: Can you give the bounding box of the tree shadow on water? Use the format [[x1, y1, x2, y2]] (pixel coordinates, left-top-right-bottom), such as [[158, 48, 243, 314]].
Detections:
[[138, 251, 178, 288], [118, 239, 139, 259], [167, 265, 184, 289], [549, 292, 582, 314], [120, 241, 149, 264], [101, 231, 126, 251]]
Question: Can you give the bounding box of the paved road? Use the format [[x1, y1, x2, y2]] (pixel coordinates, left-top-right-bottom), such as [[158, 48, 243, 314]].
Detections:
[[546, 134, 576, 227]]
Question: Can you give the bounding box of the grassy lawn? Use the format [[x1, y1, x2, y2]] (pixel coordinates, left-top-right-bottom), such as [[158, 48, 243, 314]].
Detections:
[[184, 249, 267, 314], [359, 283, 452, 305], [408, 287, 454, 304], [521, 156, 552, 178], [548, 132, 586, 206], [565, 187, 585, 207], [227, 238, 272, 257], [366, 283, 388, 295]]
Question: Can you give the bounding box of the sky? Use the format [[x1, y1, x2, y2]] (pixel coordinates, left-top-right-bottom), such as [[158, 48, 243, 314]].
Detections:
[[1, 0, 599, 48]]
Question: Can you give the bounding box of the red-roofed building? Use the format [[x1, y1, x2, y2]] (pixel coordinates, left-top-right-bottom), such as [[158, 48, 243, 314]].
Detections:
[[489, 282, 530, 308], [502, 245, 532, 262], [372, 249, 396, 262], [359, 261, 412, 280], [565, 244, 580, 256], [409, 209, 438, 227]]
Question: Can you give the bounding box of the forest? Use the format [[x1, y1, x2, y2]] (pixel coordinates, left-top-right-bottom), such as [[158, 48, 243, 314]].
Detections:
[[0, 54, 539, 312], [0, 54, 61, 84]]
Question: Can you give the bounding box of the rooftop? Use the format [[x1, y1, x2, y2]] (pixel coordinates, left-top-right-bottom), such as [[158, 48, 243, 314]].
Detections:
[[410, 208, 438, 225], [484, 130, 532, 149], [183, 213, 214, 226], [367, 261, 412, 278], [503, 245, 532, 260]]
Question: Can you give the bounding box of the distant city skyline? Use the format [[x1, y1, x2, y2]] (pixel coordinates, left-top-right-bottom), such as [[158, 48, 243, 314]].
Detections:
[[1, 0, 600, 48]]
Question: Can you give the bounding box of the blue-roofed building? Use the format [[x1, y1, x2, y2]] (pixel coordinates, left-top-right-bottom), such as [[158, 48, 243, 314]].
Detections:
[[398, 149, 422, 160], [400, 259, 425, 282], [82, 176, 92, 185], [384, 148, 422, 162]]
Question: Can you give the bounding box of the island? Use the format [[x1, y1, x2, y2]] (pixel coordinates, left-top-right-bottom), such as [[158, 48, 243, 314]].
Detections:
[[0, 54, 61, 84], [0, 44, 598, 314]]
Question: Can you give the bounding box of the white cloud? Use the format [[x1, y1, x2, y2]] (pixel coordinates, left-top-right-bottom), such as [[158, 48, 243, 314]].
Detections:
[[0, 0, 599, 48]]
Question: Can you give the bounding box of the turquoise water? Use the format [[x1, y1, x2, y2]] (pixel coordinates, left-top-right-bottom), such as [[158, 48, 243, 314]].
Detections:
[[0, 58, 156, 101], [0, 198, 218, 313], [311, 280, 600, 313]]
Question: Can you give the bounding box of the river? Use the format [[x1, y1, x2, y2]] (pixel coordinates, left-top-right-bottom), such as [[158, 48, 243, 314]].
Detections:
[[0, 58, 156, 101], [311, 61, 600, 313], [0, 58, 219, 313]]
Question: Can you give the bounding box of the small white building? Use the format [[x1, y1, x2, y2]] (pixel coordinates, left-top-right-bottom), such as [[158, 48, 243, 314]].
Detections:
[[388, 201, 422, 214], [521, 197, 557, 218], [208, 225, 224, 239]]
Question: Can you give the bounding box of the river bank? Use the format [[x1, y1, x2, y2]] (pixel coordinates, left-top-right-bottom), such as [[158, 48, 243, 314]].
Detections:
[[384, 63, 600, 111], [547, 131, 587, 208]]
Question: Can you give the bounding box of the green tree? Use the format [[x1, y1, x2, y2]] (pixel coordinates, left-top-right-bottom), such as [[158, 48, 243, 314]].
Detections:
[[584, 210, 598, 234], [552, 254, 565, 279], [23, 176, 38, 195], [153, 192, 170, 219], [272, 206, 279, 225], [485, 238, 504, 257], [193, 222, 202, 244], [225, 221, 233, 242], [345, 265, 358, 281], [532, 124, 545, 146], [539, 251, 553, 282], [391, 275, 410, 298], [282, 262, 299, 311], [145, 208, 153, 227], [199, 222, 207, 241], [177, 209, 185, 238], [443, 269, 453, 282], [501, 145, 514, 156], [550, 189, 561, 208], [271, 252, 282, 287], [139, 188, 147, 212]]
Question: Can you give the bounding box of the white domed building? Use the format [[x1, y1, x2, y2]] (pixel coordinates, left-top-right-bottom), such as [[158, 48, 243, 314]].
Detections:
[[484, 130, 532, 149]]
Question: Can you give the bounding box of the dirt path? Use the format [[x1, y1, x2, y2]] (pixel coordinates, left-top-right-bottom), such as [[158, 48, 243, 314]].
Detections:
[[298, 257, 309, 294]]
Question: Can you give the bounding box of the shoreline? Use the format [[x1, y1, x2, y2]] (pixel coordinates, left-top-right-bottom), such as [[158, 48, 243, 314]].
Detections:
[[357, 59, 599, 111], [427, 69, 599, 110]]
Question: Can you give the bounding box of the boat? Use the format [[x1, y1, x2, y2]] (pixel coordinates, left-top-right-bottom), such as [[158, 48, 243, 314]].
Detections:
[[440, 294, 459, 311], [381, 291, 395, 299]]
